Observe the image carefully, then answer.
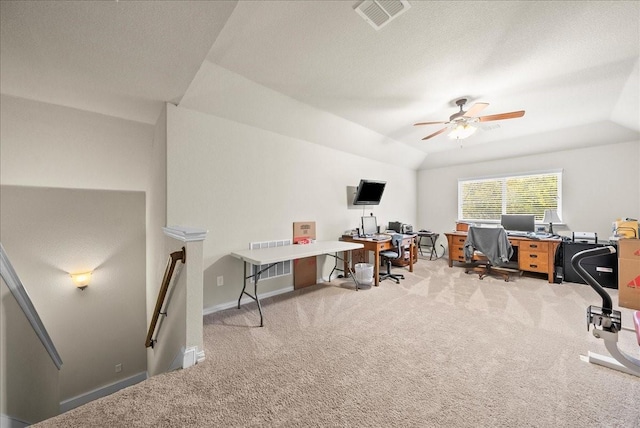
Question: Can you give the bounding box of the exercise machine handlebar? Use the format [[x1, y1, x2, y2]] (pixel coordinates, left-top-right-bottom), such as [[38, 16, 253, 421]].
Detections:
[[570, 246, 616, 314], [574, 245, 640, 376]]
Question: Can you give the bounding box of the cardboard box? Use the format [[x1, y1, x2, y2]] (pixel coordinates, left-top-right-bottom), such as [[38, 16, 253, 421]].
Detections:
[[618, 239, 640, 310], [293, 221, 316, 243], [613, 219, 638, 239], [456, 222, 471, 232], [293, 221, 316, 289]]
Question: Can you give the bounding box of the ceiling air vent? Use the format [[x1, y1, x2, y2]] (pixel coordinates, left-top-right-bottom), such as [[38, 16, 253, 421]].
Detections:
[[355, 1, 411, 30]]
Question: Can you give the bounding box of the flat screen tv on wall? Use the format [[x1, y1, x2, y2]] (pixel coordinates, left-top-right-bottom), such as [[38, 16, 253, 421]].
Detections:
[[353, 179, 386, 205]]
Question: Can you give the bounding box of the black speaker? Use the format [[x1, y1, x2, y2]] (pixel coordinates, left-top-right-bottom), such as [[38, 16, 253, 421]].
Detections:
[[563, 242, 618, 288]]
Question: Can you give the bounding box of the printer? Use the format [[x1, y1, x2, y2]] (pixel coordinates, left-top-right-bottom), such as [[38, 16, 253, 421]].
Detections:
[[388, 221, 413, 234], [572, 232, 597, 244]]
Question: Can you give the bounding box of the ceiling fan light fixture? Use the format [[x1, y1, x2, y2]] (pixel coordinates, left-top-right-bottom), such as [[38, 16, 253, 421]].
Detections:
[[449, 123, 477, 140], [415, 98, 524, 141]]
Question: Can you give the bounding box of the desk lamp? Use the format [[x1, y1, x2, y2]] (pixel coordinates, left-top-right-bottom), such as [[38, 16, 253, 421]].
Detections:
[[543, 209, 561, 234]]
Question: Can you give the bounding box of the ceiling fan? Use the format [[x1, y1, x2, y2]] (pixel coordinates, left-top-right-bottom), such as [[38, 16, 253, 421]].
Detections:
[[414, 98, 525, 141]]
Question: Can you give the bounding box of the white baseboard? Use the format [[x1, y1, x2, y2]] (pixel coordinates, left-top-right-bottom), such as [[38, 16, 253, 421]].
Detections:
[[203, 285, 294, 316], [1, 414, 29, 428], [59, 371, 147, 414], [183, 347, 196, 369], [168, 346, 205, 372]]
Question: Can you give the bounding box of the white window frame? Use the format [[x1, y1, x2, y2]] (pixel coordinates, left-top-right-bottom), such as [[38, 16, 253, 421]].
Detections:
[[457, 169, 563, 223]]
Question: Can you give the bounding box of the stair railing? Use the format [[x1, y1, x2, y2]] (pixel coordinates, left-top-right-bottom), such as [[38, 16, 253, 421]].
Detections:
[[145, 247, 186, 348], [0, 243, 63, 369]]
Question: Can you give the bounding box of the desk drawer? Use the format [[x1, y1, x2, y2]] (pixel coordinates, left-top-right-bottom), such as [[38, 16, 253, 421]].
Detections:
[[449, 236, 467, 261], [519, 251, 549, 273], [452, 236, 466, 245], [519, 241, 548, 253], [449, 247, 464, 262]]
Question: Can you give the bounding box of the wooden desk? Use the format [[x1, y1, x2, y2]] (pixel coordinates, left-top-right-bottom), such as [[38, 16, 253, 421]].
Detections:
[[341, 234, 417, 286], [445, 231, 561, 283]]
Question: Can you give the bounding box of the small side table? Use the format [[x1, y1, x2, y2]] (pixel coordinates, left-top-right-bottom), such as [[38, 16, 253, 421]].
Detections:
[[417, 231, 439, 260]]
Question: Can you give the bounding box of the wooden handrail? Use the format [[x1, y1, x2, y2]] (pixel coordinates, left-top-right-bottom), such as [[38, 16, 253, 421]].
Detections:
[[145, 247, 186, 348]]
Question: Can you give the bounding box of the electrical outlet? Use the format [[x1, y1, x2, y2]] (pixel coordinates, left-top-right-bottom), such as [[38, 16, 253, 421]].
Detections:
[[217, 276, 224, 287], [115, 363, 122, 373]]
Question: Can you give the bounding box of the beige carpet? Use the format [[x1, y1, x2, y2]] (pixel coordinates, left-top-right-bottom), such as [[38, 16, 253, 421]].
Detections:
[[35, 257, 640, 427]]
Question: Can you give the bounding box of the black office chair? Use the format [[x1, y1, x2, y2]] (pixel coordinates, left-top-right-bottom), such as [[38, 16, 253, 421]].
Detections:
[[463, 226, 520, 281], [379, 233, 405, 284]]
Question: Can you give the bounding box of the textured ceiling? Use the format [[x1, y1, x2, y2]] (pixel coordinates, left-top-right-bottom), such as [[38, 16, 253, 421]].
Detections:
[[0, 1, 237, 124], [1, 1, 638, 169]]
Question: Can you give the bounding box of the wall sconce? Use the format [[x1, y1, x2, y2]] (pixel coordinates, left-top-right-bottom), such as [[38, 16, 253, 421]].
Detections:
[[70, 271, 92, 290]]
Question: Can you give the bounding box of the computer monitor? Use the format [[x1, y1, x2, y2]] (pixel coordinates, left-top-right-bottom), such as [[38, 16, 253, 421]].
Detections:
[[501, 214, 535, 232], [361, 216, 378, 236]]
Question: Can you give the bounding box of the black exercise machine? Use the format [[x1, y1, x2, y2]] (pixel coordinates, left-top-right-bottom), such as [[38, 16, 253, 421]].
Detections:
[[572, 246, 640, 377]]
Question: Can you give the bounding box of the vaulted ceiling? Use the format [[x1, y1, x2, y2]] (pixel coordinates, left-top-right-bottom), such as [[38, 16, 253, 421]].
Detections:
[[1, 1, 638, 169]]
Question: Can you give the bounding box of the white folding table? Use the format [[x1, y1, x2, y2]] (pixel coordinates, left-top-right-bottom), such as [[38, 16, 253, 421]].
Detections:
[[230, 241, 364, 327]]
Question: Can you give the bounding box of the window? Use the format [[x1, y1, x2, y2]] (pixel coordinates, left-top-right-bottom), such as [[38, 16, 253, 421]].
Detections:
[[458, 170, 562, 222]]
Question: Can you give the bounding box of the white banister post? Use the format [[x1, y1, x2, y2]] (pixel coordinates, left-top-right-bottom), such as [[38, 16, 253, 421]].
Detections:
[[162, 226, 208, 367]]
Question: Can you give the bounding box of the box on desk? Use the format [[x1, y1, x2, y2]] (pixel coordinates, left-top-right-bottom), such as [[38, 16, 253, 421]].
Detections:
[[293, 221, 316, 289], [456, 222, 471, 232], [618, 239, 640, 310], [613, 219, 638, 239]]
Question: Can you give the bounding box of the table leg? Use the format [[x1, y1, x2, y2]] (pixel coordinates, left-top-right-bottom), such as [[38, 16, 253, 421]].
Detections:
[[342, 250, 349, 277], [429, 236, 436, 260], [328, 251, 360, 290], [409, 239, 414, 272], [373, 246, 380, 286], [345, 250, 359, 290], [237, 261, 269, 327], [329, 252, 339, 281], [237, 262, 248, 309], [254, 273, 263, 327]]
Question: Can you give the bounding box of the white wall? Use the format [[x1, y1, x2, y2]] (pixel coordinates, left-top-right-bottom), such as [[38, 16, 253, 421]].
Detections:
[[0, 95, 153, 191], [180, 60, 425, 170], [167, 104, 417, 310], [0, 95, 155, 406], [1, 278, 60, 425], [0, 186, 147, 403], [418, 141, 640, 250]]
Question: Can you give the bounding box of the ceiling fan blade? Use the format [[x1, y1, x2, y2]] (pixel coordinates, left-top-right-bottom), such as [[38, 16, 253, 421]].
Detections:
[[422, 127, 448, 140], [463, 102, 489, 118], [414, 121, 447, 126], [478, 110, 525, 122]]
